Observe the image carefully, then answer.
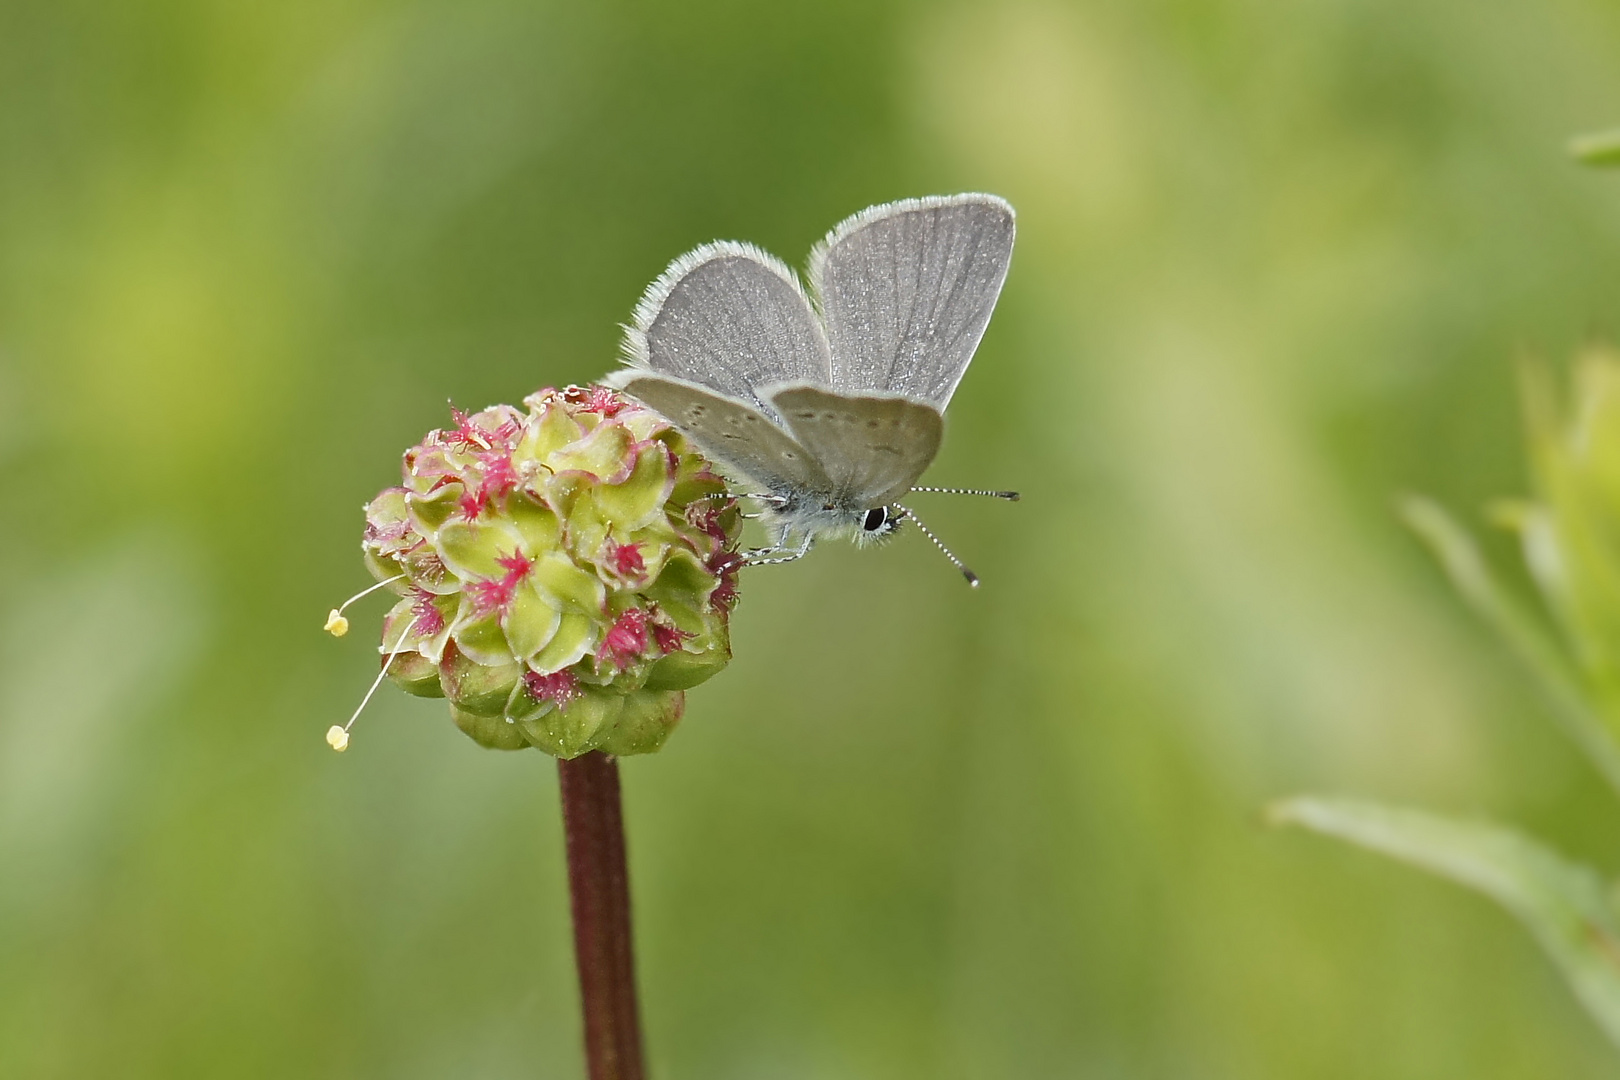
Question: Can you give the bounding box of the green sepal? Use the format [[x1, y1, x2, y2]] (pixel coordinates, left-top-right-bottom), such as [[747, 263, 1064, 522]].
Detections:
[[363, 548, 409, 590], [406, 483, 464, 537], [506, 493, 562, 553], [438, 644, 523, 716], [451, 705, 531, 750], [437, 519, 520, 581], [530, 551, 606, 614], [502, 579, 562, 660], [596, 690, 684, 756], [516, 688, 626, 758], [594, 440, 676, 532], [515, 403, 584, 465], [644, 646, 730, 691], [549, 420, 635, 483], [555, 477, 611, 560], [386, 650, 445, 697], [647, 548, 719, 612], [448, 594, 514, 668], [530, 612, 597, 674]]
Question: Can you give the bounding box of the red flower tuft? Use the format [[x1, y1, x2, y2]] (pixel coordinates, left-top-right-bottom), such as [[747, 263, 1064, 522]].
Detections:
[[476, 449, 519, 501], [605, 540, 645, 580], [491, 417, 522, 446], [468, 549, 535, 615], [410, 590, 446, 637], [706, 551, 742, 612], [456, 492, 485, 521], [523, 669, 582, 708], [495, 550, 531, 576], [466, 576, 514, 616], [597, 608, 649, 670], [685, 499, 731, 545], [443, 402, 494, 451], [403, 546, 449, 590], [364, 517, 410, 547], [575, 385, 626, 417], [650, 620, 691, 655]]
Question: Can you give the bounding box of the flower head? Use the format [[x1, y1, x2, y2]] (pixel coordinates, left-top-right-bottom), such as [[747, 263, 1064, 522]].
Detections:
[[334, 386, 742, 757]]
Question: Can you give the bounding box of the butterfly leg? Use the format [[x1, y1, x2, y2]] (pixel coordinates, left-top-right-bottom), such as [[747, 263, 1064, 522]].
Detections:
[[696, 490, 786, 507], [742, 532, 814, 567]]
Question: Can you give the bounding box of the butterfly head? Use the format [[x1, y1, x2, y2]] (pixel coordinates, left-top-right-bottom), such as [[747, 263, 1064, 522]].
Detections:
[[760, 495, 903, 546], [859, 505, 903, 542]]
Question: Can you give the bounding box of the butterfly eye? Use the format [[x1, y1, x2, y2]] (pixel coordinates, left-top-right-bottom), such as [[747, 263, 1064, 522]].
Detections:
[[862, 507, 889, 532]]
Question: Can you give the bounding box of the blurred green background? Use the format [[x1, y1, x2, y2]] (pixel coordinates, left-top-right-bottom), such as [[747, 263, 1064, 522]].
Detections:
[[5, 0, 1620, 1076]]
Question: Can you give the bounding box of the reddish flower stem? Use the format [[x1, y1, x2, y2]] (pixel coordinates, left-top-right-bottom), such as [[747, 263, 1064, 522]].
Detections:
[[558, 751, 646, 1080]]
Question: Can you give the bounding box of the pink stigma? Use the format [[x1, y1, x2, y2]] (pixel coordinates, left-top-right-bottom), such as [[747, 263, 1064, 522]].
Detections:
[[579, 385, 625, 417], [364, 518, 410, 546], [495, 550, 533, 578], [523, 669, 582, 708], [448, 403, 482, 446], [491, 417, 522, 446], [456, 492, 485, 521], [467, 577, 513, 616], [410, 590, 446, 636], [651, 620, 691, 655], [469, 549, 534, 615], [686, 500, 731, 544], [598, 608, 649, 670], [607, 541, 645, 579], [477, 449, 519, 500], [707, 551, 742, 612]]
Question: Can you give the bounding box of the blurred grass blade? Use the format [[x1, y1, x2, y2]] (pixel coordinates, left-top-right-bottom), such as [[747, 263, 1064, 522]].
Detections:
[[1571, 128, 1620, 167], [1272, 797, 1620, 1048], [1400, 496, 1620, 797]]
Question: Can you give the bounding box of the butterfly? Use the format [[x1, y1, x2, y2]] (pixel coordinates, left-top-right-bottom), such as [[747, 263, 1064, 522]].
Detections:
[[602, 193, 1017, 585]]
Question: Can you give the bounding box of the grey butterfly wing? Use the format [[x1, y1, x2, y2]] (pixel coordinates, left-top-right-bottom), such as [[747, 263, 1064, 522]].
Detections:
[[604, 372, 833, 496], [622, 241, 832, 415], [766, 384, 943, 507], [808, 194, 1015, 409]]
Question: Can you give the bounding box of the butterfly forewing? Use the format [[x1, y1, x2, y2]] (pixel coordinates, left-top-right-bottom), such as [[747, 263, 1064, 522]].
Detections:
[[625, 242, 832, 415], [809, 194, 1015, 409], [605, 372, 833, 497], [767, 384, 943, 507]]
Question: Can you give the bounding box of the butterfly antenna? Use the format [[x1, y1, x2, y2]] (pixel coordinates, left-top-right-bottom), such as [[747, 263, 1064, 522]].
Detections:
[[910, 486, 1020, 501], [893, 503, 980, 588]]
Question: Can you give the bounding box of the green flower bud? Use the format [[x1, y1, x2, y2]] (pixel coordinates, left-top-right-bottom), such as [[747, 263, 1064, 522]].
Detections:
[[339, 386, 742, 757]]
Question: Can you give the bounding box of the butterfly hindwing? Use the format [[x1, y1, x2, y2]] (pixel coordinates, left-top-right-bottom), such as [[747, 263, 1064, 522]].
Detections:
[[601, 372, 833, 496], [765, 383, 943, 508]]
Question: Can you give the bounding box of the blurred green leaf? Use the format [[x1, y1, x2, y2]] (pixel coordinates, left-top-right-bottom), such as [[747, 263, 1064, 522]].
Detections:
[[1400, 495, 1620, 796], [1272, 797, 1620, 1048], [1515, 354, 1620, 726], [1571, 128, 1620, 167]]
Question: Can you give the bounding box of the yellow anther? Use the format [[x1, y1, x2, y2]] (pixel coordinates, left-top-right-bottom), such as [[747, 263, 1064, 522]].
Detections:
[[326, 725, 350, 752], [324, 610, 350, 637]]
